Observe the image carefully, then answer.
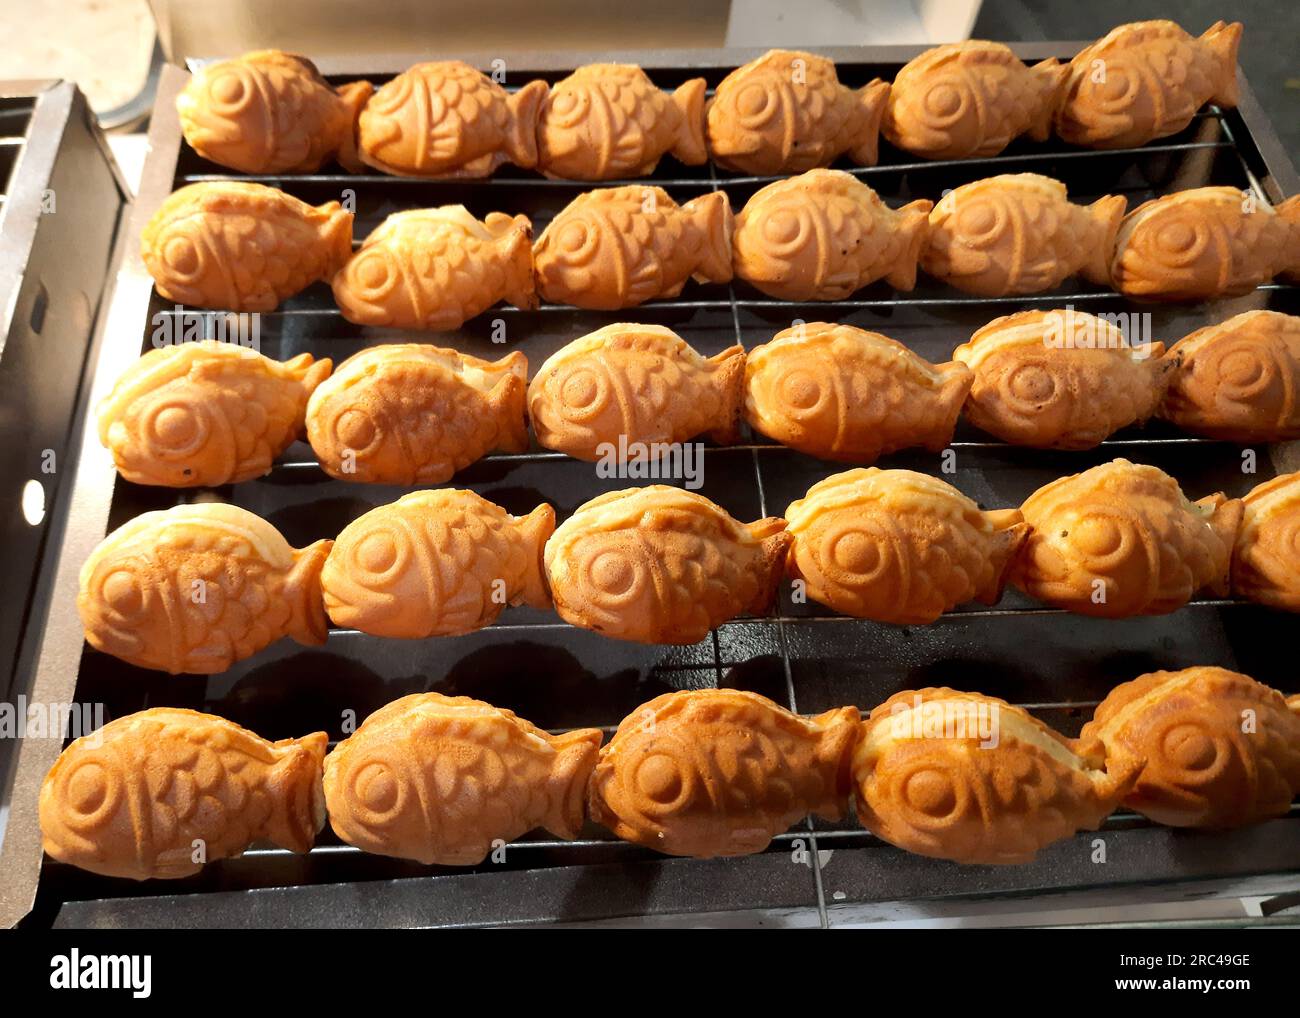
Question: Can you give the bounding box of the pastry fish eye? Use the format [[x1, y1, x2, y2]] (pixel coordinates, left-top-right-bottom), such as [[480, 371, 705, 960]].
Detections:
[[824, 520, 892, 584], [775, 368, 830, 419], [1067, 508, 1140, 569], [1209, 344, 1276, 399], [345, 756, 409, 829], [954, 197, 1010, 249], [1156, 720, 1231, 779], [1090, 61, 1141, 112], [98, 566, 148, 621], [733, 80, 780, 129], [628, 746, 694, 816], [547, 87, 590, 128], [206, 67, 256, 114], [345, 248, 402, 300], [348, 524, 411, 584], [143, 398, 210, 458], [1144, 214, 1216, 269], [57, 753, 123, 833], [553, 216, 601, 267], [1002, 362, 1060, 414], [580, 546, 647, 607], [919, 75, 973, 128], [160, 229, 206, 283], [893, 759, 969, 828], [557, 364, 611, 421], [760, 205, 814, 256], [331, 404, 383, 457]]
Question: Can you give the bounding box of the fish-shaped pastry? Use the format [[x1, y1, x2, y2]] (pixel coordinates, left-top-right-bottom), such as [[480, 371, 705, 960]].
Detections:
[[1160, 311, 1300, 441], [356, 61, 547, 177], [921, 173, 1126, 296], [1111, 188, 1300, 301], [1079, 668, 1300, 829], [332, 207, 535, 331], [78, 503, 331, 674], [177, 50, 373, 173], [733, 170, 932, 299], [853, 688, 1140, 865], [785, 468, 1027, 624], [883, 41, 1068, 160], [533, 185, 733, 309], [324, 693, 602, 865], [537, 64, 707, 180], [544, 485, 792, 644], [40, 708, 327, 880], [97, 341, 331, 487], [590, 689, 859, 858], [1056, 21, 1243, 149], [953, 309, 1175, 449], [1232, 471, 1300, 610], [305, 345, 528, 485], [528, 324, 745, 461], [1010, 459, 1242, 617], [745, 323, 971, 461], [322, 489, 554, 638], [141, 182, 353, 312], [705, 49, 890, 174]]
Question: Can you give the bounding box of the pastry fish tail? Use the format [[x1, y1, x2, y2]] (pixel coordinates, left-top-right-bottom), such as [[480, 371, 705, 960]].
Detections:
[[847, 79, 890, 167], [1080, 194, 1127, 286], [810, 705, 862, 820], [1085, 742, 1145, 816], [285, 538, 333, 646], [542, 727, 603, 839], [978, 509, 1030, 605], [682, 191, 735, 284], [923, 361, 975, 450], [505, 79, 548, 169], [334, 79, 374, 173], [487, 355, 530, 453], [487, 212, 538, 311], [1201, 21, 1243, 109], [669, 78, 708, 164], [284, 352, 334, 404], [317, 201, 356, 278], [1027, 58, 1070, 142], [885, 199, 932, 291], [706, 344, 747, 444], [746, 517, 793, 616], [1288, 693, 1300, 717], [1196, 493, 1244, 596], [514, 502, 556, 609], [265, 730, 328, 853], [1276, 196, 1300, 283]]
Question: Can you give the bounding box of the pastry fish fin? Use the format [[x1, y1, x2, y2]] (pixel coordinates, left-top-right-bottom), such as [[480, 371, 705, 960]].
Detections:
[[505, 79, 548, 169], [514, 503, 556, 609], [885, 199, 932, 291], [265, 730, 328, 853], [978, 512, 1030, 605], [285, 538, 332, 646], [682, 191, 735, 284], [1027, 58, 1070, 142], [543, 727, 603, 840], [670, 78, 708, 165], [847, 79, 890, 166], [706, 344, 747, 444], [334, 80, 374, 173], [1201, 21, 1243, 108], [1080, 194, 1127, 286]]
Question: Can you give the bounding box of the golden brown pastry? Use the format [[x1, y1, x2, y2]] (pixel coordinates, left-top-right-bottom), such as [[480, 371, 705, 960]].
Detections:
[[705, 49, 889, 174], [40, 708, 326, 880], [853, 688, 1139, 865], [785, 468, 1027, 624], [177, 50, 372, 173], [1078, 667, 1300, 829], [732, 170, 931, 299], [324, 693, 601, 865], [745, 323, 970, 461], [332, 207, 534, 331], [356, 61, 547, 177], [1111, 189, 1300, 301], [1010, 459, 1242, 617], [921, 174, 1125, 296], [97, 341, 331, 487], [322, 489, 554, 638], [544, 485, 791, 644], [953, 309, 1174, 449], [589, 689, 859, 858], [528, 324, 744, 461], [883, 41, 1068, 160], [141, 182, 353, 312], [533, 185, 733, 309], [1055, 21, 1242, 149], [78, 503, 331, 674], [537, 64, 707, 180], [305, 345, 527, 485], [1161, 312, 1300, 441], [1232, 471, 1300, 610]]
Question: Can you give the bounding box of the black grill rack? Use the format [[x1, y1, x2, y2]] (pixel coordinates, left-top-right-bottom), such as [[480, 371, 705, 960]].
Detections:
[[6, 44, 1300, 928]]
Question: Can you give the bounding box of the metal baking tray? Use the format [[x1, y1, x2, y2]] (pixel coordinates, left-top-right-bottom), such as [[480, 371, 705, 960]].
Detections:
[[4, 43, 1299, 929]]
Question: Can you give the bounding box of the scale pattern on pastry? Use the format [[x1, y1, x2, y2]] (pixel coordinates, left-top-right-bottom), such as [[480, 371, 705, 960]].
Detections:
[[40, 708, 327, 880], [322, 489, 554, 638], [785, 468, 1027, 624], [733, 170, 931, 299], [1010, 458, 1242, 617], [1055, 20, 1242, 149], [1232, 471, 1300, 611], [528, 324, 744, 461], [78, 503, 331, 674], [305, 345, 528, 484], [883, 41, 1068, 160], [1078, 667, 1300, 828], [324, 693, 602, 865], [706, 49, 889, 174], [97, 341, 331, 487], [953, 309, 1174, 449], [356, 61, 547, 177], [537, 64, 707, 179], [921, 173, 1125, 296], [745, 323, 971, 461], [141, 182, 353, 312], [544, 485, 791, 644], [533, 185, 733, 309], [332, 207, 535, 330], [589, 689, 859, 858], [853, 687, 1140, 865]]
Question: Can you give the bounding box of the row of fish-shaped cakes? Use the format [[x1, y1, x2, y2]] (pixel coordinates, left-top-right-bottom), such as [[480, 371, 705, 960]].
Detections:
[[40, 666, 1300, 877], [179, 21, 1243, 179]]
